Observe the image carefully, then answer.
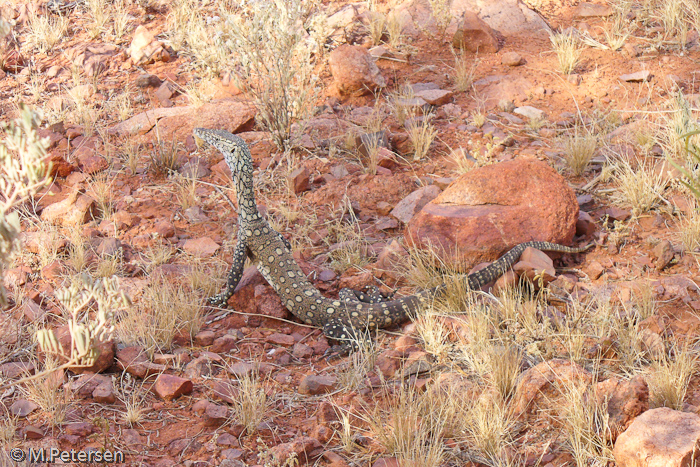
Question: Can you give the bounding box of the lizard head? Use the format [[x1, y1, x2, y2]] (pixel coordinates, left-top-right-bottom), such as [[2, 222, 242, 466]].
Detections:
[[193, 128, 251, 175]]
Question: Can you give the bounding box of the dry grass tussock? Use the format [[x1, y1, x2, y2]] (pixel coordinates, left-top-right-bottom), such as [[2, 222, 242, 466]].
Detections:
[[168, 0, 323, 149]]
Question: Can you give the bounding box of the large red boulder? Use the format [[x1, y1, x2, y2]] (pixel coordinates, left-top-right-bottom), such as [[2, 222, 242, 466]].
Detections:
[[406, 158, 578, 271]]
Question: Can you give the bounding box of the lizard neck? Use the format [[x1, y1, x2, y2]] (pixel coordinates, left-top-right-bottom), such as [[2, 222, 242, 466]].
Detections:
[[227, 149, 262, 223]]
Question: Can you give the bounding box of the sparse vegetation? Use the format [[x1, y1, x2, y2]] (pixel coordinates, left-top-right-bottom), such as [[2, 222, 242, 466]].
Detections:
[[228, 372, 270, 434], [550, 31, 582, 74], [407, 113, 438, 161], [452, 50, 478, 93], [561, 129, 597, 175], [3, 1, 700, 464], [612, 158, 668, 215], [169, 0, 321, 149]]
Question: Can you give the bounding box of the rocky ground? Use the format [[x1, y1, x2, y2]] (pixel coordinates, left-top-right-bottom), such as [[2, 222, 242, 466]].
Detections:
[[2, 0, 700, 466]]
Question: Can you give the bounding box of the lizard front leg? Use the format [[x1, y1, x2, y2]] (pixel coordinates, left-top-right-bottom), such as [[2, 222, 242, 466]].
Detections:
[[207, 234, 250, 307]]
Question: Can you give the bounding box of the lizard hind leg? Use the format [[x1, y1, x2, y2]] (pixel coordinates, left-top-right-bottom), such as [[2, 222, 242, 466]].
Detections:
[[322, 319, 374, 355]]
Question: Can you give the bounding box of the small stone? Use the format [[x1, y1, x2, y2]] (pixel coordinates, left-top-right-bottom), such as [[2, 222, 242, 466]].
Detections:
[[620, 70, 652, 82], [194, 330, 216, 347], [298, 375, 337, 395], [318, 269, 337, 281], [211, 334, 239, 353], [184, 356, 213, 381], [181, 237, 220, 257], [134, 73, 162, 88], [414, 89, 454, 106], [92, 381, 116, 403], [23, 426, 44, 440], [10, 399, 38, 417], [652, 240, 674, 270], [289, 167, 311, 194], [586, 260, 605, 280], [266, 333, 295, 347], [501, 51, 523, 66], [576, 211, 596, 238], [390, 185, 442, 224], [574, 2, 613, 17], [602, 206, 631, 222], [376, 201, 393, 216], [153, 374, 193, 401], [65, 422, 94, 437], [0, 361, 35, 379], [514, 106, 546, 121], [155, 82, 174, 107], [204, 403, 228, 427], [375, 217, 399, 230], [292, 342, 313, 359]]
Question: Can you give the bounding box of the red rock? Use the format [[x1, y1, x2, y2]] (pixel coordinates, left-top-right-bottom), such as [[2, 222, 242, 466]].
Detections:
[[45, 151, 77, 177], [289, 167, 310, 194], [117, 346, 166, 378], [22, 300, 45, 322], [65, 422, 94, 437], [452, 11, 500, 53], [211, 380, 238, 404], [269, 437, 322, 464], [298, 375, 337, 395], [652, 240, 674, 270], [122, 428, 144, 446], [492, 270, 519, 294], [390, 185, 442, 224], [407, 159, 578, 272], [109, 98, 255, 142], [153, 374, 193, 400], [182, 237, 220, 257], [253, 284, 289, 320], [211, 334, 239, 353], [371, 458, 400, 467], [40, 188, 97, 226], [512, 359, 591, 417], [415, 89, 454, 106], [68, 372, 111, 398], [155, 82, 174, 107], [53, 324, 115, 373], [613, 407, 700, 467], [595, 375, 648, 441], [376, 350, 403, 378], [328, 44, 386, 96], [501, 51, 523, 66], [266, 333, 295, 347], [23, 425, 44, 439], [323, 451, 350, 467], [576, 210, 596, 237], [513, 247, 556, 285], [184, 355, 214, 381], [92, 381, 116, 403], [0, 361, 35, 379], [292, 342, 313, 359], [74, 146, 107, 174], [204, 403, 228, 427], [10, 399, 38, 417], [154, 220, 175, 238], [194, 330, 216, 347], [574, 2, 613, 17]]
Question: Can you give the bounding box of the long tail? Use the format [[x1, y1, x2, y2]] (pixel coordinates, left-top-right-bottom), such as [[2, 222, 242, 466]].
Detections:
[[466, 241, 592, 289]]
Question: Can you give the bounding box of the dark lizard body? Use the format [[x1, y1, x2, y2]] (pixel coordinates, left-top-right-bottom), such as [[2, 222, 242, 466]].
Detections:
[[194, 128, 590, 343]]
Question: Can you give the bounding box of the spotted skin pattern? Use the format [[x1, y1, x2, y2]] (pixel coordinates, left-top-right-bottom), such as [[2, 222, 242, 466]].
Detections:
[[194, 128, 591, 345]]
